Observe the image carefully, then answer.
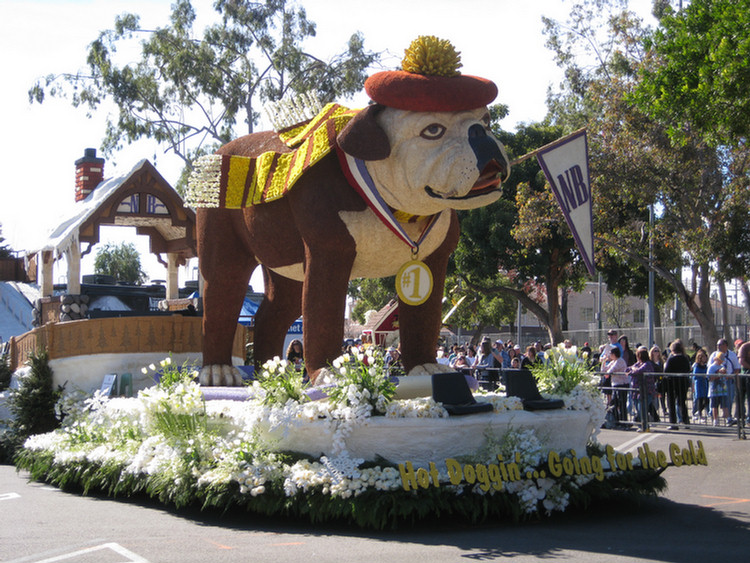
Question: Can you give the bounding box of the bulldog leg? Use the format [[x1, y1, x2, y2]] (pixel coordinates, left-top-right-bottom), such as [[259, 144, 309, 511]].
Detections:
[[399, 213, 460, 373], [253, 269, 303, 368], [197, 208, 256, 386], [301, 246, 356, 383]]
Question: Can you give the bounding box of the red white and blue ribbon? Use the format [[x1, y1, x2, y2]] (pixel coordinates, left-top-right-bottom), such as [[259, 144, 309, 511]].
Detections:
[[336, 147, 439, 253]]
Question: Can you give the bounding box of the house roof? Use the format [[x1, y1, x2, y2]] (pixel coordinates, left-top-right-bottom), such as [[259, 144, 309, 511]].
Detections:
[[31, 159, 196, 262], [363, 299, 400, 333]]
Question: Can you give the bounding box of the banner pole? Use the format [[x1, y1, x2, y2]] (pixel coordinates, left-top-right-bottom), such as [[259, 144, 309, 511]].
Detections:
[[510, 128, 587, 167]]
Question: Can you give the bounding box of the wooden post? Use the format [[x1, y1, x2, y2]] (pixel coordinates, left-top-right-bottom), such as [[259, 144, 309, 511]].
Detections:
[[66, 243, 81, 295], [40, 251, 54, 297], [166, 253, 180, 300], [510, 128, 587, 167]]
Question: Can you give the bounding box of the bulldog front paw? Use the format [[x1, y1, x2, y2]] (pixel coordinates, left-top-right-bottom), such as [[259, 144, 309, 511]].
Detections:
[[309, 367, 337, 386], [199, 364, 244, 386]]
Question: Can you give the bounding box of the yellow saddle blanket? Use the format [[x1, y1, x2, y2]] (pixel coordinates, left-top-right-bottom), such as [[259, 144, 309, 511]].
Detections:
[[187, 103, 358, 209]]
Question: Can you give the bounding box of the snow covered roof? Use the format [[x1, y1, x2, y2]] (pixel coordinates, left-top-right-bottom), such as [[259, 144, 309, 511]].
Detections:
[[29, 159, 196, 260], [31, 159, 151, 258]]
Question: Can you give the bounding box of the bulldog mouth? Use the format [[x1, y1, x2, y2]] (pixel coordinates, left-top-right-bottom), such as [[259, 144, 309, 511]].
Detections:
[[425, 160, 506, 200]]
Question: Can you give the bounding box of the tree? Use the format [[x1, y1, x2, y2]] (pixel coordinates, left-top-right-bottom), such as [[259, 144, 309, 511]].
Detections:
[[442, 272, 517, 345], [1, 350, 62, 462], [634, 0, 750, 328], [543, 0, 750, 345], [348, 277, 396, 325], [29, 0, 379, 169], [634, 0, 750, 148], [453, 119, 590, 344], [94, 242, 148, 285], [0, 224, 13, 259]]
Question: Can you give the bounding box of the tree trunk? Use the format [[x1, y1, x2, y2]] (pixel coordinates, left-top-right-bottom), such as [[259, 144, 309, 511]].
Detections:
[[470, 325, 486, 347], [595, 236, 721, 348], [545, 247, 565, 344], [718, 279, 731, 340], [681, 263, 720, 346]]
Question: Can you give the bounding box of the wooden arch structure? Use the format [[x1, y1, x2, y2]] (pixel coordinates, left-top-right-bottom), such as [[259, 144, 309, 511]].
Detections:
[[35, 159, 196, 299]]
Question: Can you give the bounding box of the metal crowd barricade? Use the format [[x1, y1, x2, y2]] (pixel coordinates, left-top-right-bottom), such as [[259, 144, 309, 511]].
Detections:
[[456, 363, 747, 440], [596, 370, 747, 440]]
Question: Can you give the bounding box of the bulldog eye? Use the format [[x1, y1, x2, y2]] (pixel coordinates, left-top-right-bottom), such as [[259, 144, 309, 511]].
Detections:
[[420, 123, 446, 140]]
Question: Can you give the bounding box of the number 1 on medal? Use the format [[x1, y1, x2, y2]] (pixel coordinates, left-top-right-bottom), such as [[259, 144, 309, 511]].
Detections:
[[396, 260, 433, 306]]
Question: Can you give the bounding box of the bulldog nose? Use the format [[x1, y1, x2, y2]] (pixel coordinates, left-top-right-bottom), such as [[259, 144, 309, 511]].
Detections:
[[468, 124, 486, 138], [468, 125, 510, 181]]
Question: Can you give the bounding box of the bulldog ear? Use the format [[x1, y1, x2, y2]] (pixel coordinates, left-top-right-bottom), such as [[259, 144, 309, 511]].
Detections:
[[337, 104, 391, 161]]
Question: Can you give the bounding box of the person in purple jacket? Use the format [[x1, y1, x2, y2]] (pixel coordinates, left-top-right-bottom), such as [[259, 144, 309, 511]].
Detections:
[[627, 347, 657, 424]]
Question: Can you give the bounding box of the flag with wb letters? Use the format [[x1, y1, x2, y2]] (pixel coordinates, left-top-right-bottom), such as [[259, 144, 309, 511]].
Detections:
[[536, 130, 595, 276]]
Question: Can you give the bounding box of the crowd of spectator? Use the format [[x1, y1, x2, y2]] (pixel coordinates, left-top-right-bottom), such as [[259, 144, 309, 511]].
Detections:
[[436, 328, 750, 431], [335, 328, 750, 431], [596, 329, 750, 429]]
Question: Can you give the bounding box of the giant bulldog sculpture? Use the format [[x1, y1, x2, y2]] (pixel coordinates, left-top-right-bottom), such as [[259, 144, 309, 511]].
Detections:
[[189, 37, 510, 385]]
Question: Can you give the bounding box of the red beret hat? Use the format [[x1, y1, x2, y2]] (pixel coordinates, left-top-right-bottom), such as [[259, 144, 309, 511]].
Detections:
[[364, 36, 498, 112]]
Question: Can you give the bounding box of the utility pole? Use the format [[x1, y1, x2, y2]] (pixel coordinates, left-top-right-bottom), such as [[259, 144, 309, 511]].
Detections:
[[648, 204, 655, 347]]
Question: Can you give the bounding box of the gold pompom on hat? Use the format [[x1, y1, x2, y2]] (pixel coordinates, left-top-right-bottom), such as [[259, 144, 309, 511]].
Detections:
[[365, 36, 498, 112]]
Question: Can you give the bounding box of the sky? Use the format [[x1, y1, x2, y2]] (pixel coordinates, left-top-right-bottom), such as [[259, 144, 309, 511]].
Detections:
[[0, 0, 655, 289]]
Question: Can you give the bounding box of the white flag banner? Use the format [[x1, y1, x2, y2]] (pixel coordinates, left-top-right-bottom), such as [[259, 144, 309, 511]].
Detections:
[[536, 130, 595, 276]]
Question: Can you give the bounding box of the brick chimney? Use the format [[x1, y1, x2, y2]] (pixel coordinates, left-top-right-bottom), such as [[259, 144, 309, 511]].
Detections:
[[74, 148, 105, 202]]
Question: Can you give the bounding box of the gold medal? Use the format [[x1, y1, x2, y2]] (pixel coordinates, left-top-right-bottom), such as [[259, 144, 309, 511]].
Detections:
[[396, 260, 433, 306]]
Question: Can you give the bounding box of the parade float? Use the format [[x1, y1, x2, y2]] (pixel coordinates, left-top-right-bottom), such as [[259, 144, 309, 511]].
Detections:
[[12, 37, 669, 528], [14, 345, 672, 529]]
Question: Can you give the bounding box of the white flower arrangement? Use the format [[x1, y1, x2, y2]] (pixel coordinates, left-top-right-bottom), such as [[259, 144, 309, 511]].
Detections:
[[15, 353, 636, 527], [536, 343, 598, 396]]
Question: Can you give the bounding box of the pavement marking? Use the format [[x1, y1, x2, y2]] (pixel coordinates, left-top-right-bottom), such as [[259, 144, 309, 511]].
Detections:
[[616, 432, 659, 455], [0, 492, 21, 501], [204, 539, 234, 550], [267, 542, 305, 547], [701, 495, 750, 508], [9, 542, 151, 563]]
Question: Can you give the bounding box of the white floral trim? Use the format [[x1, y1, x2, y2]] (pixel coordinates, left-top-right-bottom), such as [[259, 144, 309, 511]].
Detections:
[[185, 155, 222, 208], [23, 355, 609, 517]]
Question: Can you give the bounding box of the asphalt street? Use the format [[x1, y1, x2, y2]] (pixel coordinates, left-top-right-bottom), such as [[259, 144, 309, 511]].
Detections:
[[1, 427, 748, 563]]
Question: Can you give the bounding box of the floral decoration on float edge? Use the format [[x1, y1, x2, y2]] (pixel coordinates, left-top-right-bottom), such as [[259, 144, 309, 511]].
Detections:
[[15, 351, 666, 529]]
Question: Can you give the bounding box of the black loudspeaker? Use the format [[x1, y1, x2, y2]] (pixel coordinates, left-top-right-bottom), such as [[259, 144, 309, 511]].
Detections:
[[431, 372, 494, 416]]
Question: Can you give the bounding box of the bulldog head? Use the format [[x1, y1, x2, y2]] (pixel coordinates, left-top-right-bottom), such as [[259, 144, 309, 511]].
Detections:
[[338, 103, 509, 216], [336, 36, 510, 217]]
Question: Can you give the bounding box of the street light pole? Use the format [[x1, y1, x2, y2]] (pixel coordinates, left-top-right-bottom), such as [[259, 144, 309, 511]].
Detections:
[[648, 204, 655, 347], [597, 272, 603, 331]]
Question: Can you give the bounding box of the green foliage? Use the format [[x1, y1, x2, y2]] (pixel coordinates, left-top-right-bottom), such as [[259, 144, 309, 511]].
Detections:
[[542, 0, 750, 345], [28, 0, 379, 168], [94, 242, 147, 285], [634, 0, 750, 147], [14, 440, 666, 529], [443, 271, 516, 340], [531, 343, 597, 395], [0, 223, 13, 259], [347, 277, 395, 325], [326, 349, 396, 414], [0, 350, 62, 462], [254, 357, 309, 405], [709, 188, 750, 281], [0, 351, 11, 392]]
